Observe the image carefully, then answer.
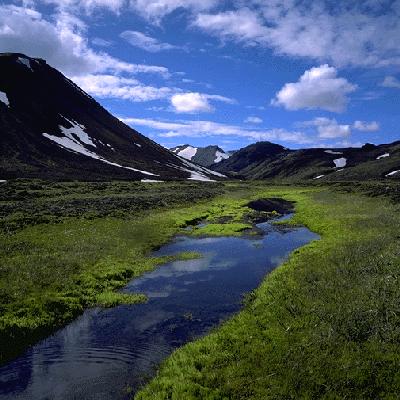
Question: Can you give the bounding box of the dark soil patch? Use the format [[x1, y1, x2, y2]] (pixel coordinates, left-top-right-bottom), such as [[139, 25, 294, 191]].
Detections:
[[247, 198, 295, 214]]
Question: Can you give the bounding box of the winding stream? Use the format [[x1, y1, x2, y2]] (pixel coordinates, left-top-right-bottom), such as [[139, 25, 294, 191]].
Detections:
[[0, 216, 318, 400]]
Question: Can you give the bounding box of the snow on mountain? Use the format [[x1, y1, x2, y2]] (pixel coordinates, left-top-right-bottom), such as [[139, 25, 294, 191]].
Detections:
[[214, 150, 230, 163], [176, 145, 198, 160], [170, 145, 231, 167], [333, 158, 347, 168], [0, 53, 224, 182], [0, 91, 9, 106]]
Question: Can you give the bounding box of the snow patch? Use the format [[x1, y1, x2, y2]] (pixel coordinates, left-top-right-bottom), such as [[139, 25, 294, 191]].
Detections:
[[177, 146, 197, 160], [333, 158, 347, 168], [141, 179, 164, 183], [180, 158, 226, 178], [214, 151, 229, 163], [0, 180, 7, 183], [325, 150, 343, 155], [59, 118, 96, 147], [17, 57, 33, 71], [0, 91, 9, 106], [313, 175, 325, 179], [386, 170, 399, 177], [43, 131, 156, 176], [135, 143, 142, 148], [377, 153, 390, 160]]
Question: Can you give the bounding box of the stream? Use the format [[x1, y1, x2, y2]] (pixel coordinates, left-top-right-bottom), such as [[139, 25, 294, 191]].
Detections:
[[0, 215, 318, 400]]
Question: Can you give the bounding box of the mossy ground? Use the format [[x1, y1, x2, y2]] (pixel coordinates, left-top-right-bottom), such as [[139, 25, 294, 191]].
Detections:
[[136, 186, 400, 399], [3, 179, 400, 399], [0, 180, 265, 363]]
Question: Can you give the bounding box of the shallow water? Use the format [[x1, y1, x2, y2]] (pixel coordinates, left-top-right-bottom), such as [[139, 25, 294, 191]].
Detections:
[[0, 217, 318, 400]]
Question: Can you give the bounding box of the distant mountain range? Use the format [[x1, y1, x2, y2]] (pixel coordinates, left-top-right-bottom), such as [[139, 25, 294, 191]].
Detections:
[[212, 141, 400, 181], [0, 53, 223, 182], [170, 144, 231, 167]]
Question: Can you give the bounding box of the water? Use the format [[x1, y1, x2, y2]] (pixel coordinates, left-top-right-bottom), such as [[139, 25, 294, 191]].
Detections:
[[0, 217, 318, 400]]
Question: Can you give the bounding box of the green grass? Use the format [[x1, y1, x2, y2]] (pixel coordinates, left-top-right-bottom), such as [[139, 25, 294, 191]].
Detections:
[[191, 222, 252, 236], [0, 180, 264, 363], [95, 292, 148, 308], [136, 187, 400, 399]]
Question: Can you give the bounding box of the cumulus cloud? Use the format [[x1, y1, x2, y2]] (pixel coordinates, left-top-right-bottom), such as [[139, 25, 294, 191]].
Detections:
[[121, 117, 310, 144], [0, 4, 169, 78], [353, 120, 380, 132], [72, 74, 174, 101], [272, 65, 357, 112], [194, 8, 269, 45], [303, 118, 351, 139], [381, 76, 400, 89], [170, 92, 235, 113], [120, 30, 180, 52], [245, 116, 263, 124], [192, 1, 400, 67]]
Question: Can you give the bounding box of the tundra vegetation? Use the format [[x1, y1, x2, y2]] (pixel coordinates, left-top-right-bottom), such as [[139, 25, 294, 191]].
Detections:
[[1, 179, 400, 399]]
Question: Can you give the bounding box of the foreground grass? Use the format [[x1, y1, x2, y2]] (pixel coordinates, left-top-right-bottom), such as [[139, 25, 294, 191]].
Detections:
[[136, 187, 400, 399], [0, 180, 266, 363]]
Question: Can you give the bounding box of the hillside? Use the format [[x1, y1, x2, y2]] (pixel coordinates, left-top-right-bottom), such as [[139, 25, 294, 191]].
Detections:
[[170, 144, 230, 167], [213, 141, 400, 181], [0, 53, 222, 182]]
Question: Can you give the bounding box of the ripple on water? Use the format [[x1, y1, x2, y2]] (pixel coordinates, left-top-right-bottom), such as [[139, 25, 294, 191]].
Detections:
[[0, 216, 318, 400]]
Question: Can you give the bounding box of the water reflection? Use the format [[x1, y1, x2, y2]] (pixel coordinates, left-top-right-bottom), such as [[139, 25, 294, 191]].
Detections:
[[0, 218, 318, 400]]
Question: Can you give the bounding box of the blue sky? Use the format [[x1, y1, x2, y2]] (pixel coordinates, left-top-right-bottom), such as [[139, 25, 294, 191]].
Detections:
[[1, 0, 399, 151]]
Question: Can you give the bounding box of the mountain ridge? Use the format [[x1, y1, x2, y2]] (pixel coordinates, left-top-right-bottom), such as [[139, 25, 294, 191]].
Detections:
[[0, 53, 223, 182], [170, 144, 230, 167], [212, 141, 400, 181]]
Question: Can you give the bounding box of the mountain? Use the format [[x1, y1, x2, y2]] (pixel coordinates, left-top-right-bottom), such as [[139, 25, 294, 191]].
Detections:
[[170, 144, 230, 167], [213, 141, 400, 181], [0, 53, 223, 182]]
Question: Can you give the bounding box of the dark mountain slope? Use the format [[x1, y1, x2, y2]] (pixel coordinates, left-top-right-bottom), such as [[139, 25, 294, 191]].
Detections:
[[213, 141, 400, 181], [0, 53, 222, 181]]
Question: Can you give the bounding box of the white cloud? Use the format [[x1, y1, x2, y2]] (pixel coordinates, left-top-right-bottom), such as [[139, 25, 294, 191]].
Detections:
[[381, 76, 400, 89], [72, 74, 174, 101], [39, 0, 127, 14], [121, 117, 310, 144], [0, 5, 167, 77], [303, 117, 351, 139], [193, 2, 400, 67], [353, 120, 380, 132], [194, 8, 269, 45], [170, 92, 235, 113], [272, 65, 357, 112], [245, 116, 263, 124], [92, 37, 113, 47], [120, 30, 179, 52], [129, 0, 218, 24]]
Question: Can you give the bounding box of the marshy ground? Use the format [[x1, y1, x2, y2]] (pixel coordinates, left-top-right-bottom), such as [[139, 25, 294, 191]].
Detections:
[[1, 180, 400, 398]]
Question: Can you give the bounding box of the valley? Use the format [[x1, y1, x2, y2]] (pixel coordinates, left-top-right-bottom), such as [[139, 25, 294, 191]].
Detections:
[[1, 47, 399, 399], [1, 179, 400, 399]]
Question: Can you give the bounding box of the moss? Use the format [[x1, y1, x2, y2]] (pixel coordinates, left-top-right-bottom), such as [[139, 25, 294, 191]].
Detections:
[[191, 222, 252, 236], [136, 187, 400, 400], [95, 292, 147, 308]]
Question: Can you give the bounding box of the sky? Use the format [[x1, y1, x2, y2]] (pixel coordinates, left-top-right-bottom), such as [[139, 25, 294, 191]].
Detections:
[[0, 0, 399, 151]]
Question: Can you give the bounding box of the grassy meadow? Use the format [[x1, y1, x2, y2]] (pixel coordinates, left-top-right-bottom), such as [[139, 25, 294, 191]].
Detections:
[[136, 185, 400, 399], [2, 179, 400, 399]]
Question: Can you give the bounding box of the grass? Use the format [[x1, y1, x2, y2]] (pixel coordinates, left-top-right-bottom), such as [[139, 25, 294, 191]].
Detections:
[[136, 186, 400, 399], [0, 180, 266, 363], [3, 179, 400, 398], [191, 222, 252, 236]]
